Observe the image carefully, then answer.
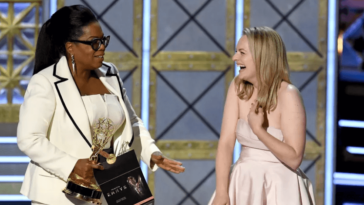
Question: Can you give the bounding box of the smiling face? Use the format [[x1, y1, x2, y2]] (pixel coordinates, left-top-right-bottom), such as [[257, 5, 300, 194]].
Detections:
[[232, 35, 257, 85], [67, 21, 106, 70]]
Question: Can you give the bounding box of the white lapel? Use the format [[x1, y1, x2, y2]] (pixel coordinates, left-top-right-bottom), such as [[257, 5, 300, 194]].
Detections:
[[95, 63, 134, 153], [53, 56, 92, 147]]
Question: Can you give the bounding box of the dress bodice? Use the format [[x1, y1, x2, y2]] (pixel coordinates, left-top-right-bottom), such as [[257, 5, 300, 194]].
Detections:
[[236, 119, 284, 150], [81, 94, 125, 148]]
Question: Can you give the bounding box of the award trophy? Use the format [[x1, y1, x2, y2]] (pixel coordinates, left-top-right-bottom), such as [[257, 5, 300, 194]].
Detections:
[[63, 118, 116, 204]]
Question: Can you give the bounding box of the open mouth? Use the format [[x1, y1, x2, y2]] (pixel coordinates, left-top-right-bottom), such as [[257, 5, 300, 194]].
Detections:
[[239, 65, 246, 70], [94, 55, 104, 58]]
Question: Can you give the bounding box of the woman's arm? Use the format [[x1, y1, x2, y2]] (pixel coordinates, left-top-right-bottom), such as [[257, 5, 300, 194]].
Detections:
[[248, 84, 306, 170], [215, 81, 239, 196], [17, 74, 79, 181]]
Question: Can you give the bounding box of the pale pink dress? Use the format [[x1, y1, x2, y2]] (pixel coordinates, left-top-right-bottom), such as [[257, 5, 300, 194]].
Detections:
[[209, 119, 316, 205]]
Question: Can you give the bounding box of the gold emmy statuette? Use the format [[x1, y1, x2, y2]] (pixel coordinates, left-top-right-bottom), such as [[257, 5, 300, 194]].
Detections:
[[62, 118, 115, 204]]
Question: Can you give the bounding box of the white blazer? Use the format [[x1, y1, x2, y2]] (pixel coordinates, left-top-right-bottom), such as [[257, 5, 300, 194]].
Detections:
[[17, 56, 160, 204]]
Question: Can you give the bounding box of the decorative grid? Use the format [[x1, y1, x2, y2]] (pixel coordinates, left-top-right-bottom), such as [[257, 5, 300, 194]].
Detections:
[[148, 0, 235, 204], [244, 0, 328, 204], [58, 0, 143, 116], [0, 0, 42, 123], [0, 0, 330, 204]]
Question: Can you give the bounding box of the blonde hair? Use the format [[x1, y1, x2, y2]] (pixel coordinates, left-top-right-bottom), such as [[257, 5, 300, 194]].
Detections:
[[235, 26, 291, 113]]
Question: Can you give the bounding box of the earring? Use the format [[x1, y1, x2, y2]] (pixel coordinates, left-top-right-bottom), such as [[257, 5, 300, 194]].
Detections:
[[71, 54, 75, 73]]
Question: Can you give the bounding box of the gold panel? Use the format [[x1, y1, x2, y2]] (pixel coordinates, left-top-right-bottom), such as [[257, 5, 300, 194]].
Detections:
[[156, 140, 218, 160], [57, 0, 64, 9], [154, 140, 322, 161], [287, 52, 325, 72], [243, 0, 251, 29], [318, 1, 328, 55], [0, 1, 42, 122], [0, 104, 20, 122]]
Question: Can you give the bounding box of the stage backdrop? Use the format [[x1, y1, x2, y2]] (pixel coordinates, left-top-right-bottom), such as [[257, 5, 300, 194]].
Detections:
[[0, 1, 327, 205], [244, 0, 327, 204]]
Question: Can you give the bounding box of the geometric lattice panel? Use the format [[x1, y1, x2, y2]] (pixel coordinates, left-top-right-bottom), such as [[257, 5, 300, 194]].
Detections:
[[245, 0, 327, 204], [149, 1, 236, 202], [0, 0, 42, 122], [155, 160, 215, 205]]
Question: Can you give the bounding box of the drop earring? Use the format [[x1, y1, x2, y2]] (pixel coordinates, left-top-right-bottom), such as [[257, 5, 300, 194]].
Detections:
[[71, 54, 75, 74]]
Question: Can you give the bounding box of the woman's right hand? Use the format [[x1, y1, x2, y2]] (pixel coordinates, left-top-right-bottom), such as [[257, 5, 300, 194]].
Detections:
[[212, 193, 230, 205], [72, 158, 104, 179]]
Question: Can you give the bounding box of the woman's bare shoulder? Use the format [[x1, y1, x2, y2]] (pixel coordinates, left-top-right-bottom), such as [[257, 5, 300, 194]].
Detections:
[[278, 81, 302, 106]]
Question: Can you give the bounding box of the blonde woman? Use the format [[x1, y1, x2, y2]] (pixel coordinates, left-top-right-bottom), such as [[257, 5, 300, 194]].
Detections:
[[209, 27, 315, 205]]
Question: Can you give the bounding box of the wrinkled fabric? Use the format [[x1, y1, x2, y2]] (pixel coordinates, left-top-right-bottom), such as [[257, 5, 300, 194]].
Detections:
[[209, 119, 315, 205]]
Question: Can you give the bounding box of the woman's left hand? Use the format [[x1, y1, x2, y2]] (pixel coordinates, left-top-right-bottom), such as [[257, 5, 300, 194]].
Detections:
[[247, 100, 265, 135], [150, 153, 185, 174]]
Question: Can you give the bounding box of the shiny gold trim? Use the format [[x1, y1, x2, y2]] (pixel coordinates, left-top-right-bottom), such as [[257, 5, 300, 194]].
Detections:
[[287, 52, 324, 63], [157, 140, 218, 149], [104, 51, 140, 63], [157, 141, 215, 160], [132, 66, 141, 116], [0, 1, 41, 116], [150, 0, 158, 54], [287, 52, 325, 72], [151, 62, 231, 71], [226, 0, 235, 52], [57, 0, 64, 9], [103, 51, 141, 72], [153, 140, 322, 160], [318, 0, 328, 55], [243, 0, 251, 28], [152, 52, 231, 62], [0, 104, 20, 123], [316, 69, 326, 145], [148, 68, 157, 194], [315, 157, 325, 204], [315, 67, 326, 205], [132, 0, 143, 116], [304, 141, 322, 160], [148, 69, 157, 139], [133, 0, 143, 57]]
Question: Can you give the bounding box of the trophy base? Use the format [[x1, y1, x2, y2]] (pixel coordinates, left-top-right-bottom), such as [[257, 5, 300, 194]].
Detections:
[[63, 180, 102, 205]]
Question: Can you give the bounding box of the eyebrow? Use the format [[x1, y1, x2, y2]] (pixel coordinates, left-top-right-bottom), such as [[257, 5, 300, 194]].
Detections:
[[87, 34, 104, 39]]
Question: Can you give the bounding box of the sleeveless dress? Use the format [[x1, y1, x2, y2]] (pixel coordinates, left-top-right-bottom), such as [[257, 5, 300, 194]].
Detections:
[[81, 94, 125, 149], [209, 119, 316, 205]]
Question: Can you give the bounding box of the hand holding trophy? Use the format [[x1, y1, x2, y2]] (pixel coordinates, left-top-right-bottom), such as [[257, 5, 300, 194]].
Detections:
[[63, 118, 115, 204]]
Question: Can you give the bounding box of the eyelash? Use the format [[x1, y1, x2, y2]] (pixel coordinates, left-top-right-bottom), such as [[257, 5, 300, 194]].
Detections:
[[235, 51, 244, 54]]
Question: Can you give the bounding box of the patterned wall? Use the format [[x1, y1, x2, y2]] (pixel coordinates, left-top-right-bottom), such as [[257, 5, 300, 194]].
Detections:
[[0, 0, 328, 204], [0, 0, 43, 197], [245, 0, 327, 204], [0, 0, 42, 123], [149, 0, 235, 204]]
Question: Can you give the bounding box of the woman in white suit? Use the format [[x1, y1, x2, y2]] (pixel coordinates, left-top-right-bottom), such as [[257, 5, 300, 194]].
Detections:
[[17, 5, 185, 205]]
